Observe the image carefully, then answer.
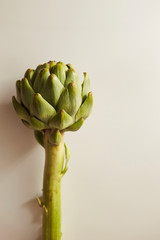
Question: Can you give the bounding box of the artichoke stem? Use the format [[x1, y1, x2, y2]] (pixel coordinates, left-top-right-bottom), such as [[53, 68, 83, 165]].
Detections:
[[42, 129, 64, 240]]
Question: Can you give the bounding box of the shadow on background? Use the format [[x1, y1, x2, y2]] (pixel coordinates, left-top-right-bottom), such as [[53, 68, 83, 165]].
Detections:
[[22, 197, 42, 240], [0, 98, 43, 239], [0, 101, 36, 176]]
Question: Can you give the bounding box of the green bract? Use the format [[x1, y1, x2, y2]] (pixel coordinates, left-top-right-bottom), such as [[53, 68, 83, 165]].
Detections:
[[12, 61, 93, 134]]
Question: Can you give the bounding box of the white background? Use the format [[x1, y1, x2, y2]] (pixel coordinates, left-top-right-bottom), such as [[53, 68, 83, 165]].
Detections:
[[1, 0, 160, 239]]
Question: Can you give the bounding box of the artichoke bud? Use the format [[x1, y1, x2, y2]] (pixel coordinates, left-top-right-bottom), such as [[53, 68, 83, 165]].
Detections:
[[41, 74, 64, 108], [24, 68, 34, 86], [51, 62, 67, 85], [13, 61, 93, 132], [16, 80, 21, 102], [21, 78, 35, 109], [49, 109, 73, 130], [82, 72, 90, 102], [48, 129, 62, 145], [33, 68, 50, 92], [76, 92, 93, 121], [31, 93, 56, 123]]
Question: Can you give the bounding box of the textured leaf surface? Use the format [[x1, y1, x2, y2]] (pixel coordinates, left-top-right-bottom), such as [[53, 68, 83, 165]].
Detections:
[[66, 63, 74, 69], [48, 61, 57, 70], [31, 64, 43, 86], [21, 78, 35, 109], [82, 72, 90, 101], [31, 63, 49, 86], [24, 69, 34, 86], [65, 118, 84, 131], [48, 129, 62, 145], [51, 62, 67, 85], [30, 116, 47, 130], [12, 96, 29, 121], [49, 109, 73, 130], [57, 82, 82, 117], [33, 68, 50, 92], [76, 92, 93, 121], [65, 68, 81, 88], [41, 74, 64, 108], [31, 93, 56, 123], [16, 80, 21, 102]]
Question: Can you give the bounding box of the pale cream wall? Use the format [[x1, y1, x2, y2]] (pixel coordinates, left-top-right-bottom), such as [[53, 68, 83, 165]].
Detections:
[[1, 0, 160, 239]]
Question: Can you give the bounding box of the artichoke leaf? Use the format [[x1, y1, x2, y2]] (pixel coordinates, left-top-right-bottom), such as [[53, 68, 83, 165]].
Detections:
[[24, 69, 34, 86], [65, 68, 81, 88], [42, 62, 50, 69], [50, 62, 67, 85], [49, 109, 73, 130], [76, 92, 93, 121], [41, 74, 64, 108], [64, 143, 70, 162], [34, 130, 44, 147], [48, 60, 57, 70], [16, 80, 21, 102], [31, 93, 56, 123], [31, 64, 49, 86], [57, 82, 82, 117], [66, 63, 74, 69], [21, 78, 35, 109], [65, 118, 84, 131], [48, 129, 62, 145], [21, 119, 33, 129], [31, 64, 43, 86], [61, 143, 70, 176], [30, 116, 47, 130], [33, 68, 50, 92], [82, 72, 90, 102], [12, 96, 30, 121]]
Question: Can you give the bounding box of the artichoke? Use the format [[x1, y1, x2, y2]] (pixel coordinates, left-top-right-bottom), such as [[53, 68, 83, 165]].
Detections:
[[12, 61, 93, 136], [12, 61, 93, 240]]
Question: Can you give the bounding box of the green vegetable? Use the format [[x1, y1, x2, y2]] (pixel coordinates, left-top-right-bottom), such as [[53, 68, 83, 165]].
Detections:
[[12, 60, 93, 240]]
